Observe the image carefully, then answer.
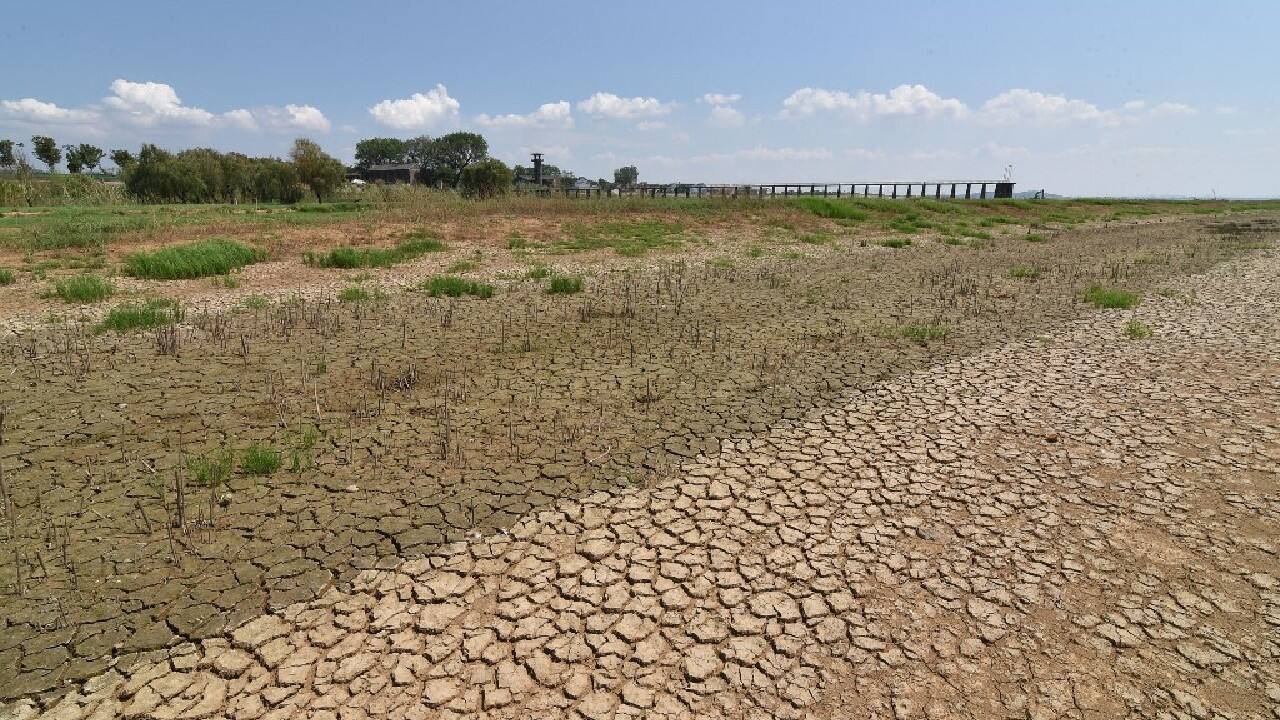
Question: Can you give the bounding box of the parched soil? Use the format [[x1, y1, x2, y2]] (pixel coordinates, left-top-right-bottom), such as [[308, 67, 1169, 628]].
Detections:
[[0, 210, 1277, 718]]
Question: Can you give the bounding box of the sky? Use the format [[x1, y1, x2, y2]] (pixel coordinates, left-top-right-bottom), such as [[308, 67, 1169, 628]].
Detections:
[[2, 1, 1277, 197]]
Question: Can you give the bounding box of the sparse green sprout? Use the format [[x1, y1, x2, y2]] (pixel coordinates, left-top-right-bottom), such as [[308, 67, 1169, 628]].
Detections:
[[188, 449, 234, 487], [447, 260, 478, 273], [507, 234, 530, 250], [548, 274, 584, 294], [900, 323, 950, 345], [96, 298, 183, 333], [241, 444, 281, 476], [1009, 265, 1042, 280], [0, 268, 15, 286], [526, 265, 550, 280], [746, 246, 764, 259], [878, 238, 911, 249], [421, 275, 495, 298], [1124, 320, 1153, 340], [242, 295, 269, 310], [1084, 284, 1140, 309], [124, 239, 263, 279], [338, 285, 383, 303], [54, 274, 113, 303], [1025, 233, 1046, 243]]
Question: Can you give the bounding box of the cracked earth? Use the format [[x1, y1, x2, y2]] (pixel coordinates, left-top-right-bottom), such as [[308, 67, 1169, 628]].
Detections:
[[4, 243, 1280, 719]]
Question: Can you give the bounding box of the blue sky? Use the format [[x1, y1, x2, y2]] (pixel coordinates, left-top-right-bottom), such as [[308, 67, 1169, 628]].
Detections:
[[2, 1, 1277, 196]]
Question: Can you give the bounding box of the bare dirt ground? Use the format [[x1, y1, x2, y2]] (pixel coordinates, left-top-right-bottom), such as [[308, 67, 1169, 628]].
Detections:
[[1, 210, 1277, 718]]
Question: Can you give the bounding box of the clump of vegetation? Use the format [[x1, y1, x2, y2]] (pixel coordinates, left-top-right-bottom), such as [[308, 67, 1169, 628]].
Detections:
[[878, 238, 911, 249], [54, 274, 113, 303], [526, 265, 550, 280], [241, 444, 282, 476], [794, 197, 869, 221], [1025, 233, 1047, 243], [289, 425, 321, 473], [1084, 284, 1140, 309], [304, 235, 446, 269], [507, 234, 530, 250], [0, 268, 15, 286], [900, 323, 950, 345], [1124, 319, 1154, 339], [746, 246, 764, 258], [548, 274, 584, 294], [1009, 265, 1042, 279], [124, 239, 264, 279], [188, 449, 234, 487], [421, 275, 495, 298], [559, 220, 682, 256], [95, 298, 183, 333], [338, 284, 384, 303], [242, 295, 269, 310], [447, 259, 479, 273]]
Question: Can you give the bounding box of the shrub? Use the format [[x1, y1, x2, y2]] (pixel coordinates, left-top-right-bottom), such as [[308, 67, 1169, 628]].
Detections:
[[421, 275, 495, 298], [548, 274, 584, 294], [241, 444, 281, 476], [459, 158, 514, 198], [1084, 285, 1140, 309], [54, 274, 113, 303], [124, 239, 264, 280], [96, 298, 183, 333], [0, 268, 15, 286]]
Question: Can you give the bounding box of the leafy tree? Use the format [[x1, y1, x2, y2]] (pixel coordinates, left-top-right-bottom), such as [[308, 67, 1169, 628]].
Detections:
[[64, 146, 84, 173], [613, 165, 639, 188], [110, 149, 136, 174], [76, 144, 105, 173], [0, 140, 15, 171], [354, 137, 407, 169], [290, 138, 346, 201], [31, 135, 61, 172], [403, 136, 434, 166], [421, 132, 488, 188], [125, 144, 303, 203], [459, 158, 513, 198]]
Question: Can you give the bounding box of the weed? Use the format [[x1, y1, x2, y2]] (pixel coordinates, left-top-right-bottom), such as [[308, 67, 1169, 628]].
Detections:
[[548, 274, 584, 294], [242, 295, 269, 310], [507, 235, 530, 250], [707, 257, 735, 269], [338, 285, 384, 303], [241, 444, 281, 476], [421, 275, 495, 298], [1124, 320, 1153, 339], [878, 238, 911, 249], [124, 239, 263, 279], [54, 274, 113, 303], [0, 268, 14, 285], [900, 323, 950, 345], [96, 298, 183, 333], [793, 197, 869, 221], [187, 449, 234, 487], [1084, 284, 1140, 309], [304, 236, 446, 269], [1025, 233, 1047, 243], [1009, 265, 1042, 280], [526, 265, 550, 280], [746, 246, 764, 259], [447, 260, 478, 273]]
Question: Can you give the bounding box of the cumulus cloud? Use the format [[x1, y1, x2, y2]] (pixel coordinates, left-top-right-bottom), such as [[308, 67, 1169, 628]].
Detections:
[[475, 101, 573, 129], [707, 105, 746, 128], [223, 108, 258, 131], [577, 92, 672, 120], [698, 93, 741, 106], [1, 98, 99, 124], [102, 79, 216, 126], [369, 84, 460, 130], [979, 90, 1195, 126], [782, 84, 969, 120], [255, 104, 331, 133]]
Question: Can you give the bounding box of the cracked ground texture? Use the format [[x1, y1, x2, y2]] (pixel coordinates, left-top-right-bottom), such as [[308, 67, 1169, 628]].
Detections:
[[4, 245, 1279, 720]]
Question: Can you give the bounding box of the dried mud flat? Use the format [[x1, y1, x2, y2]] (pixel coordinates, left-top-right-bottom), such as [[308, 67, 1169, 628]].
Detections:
[[1, 215, 1279, 719]]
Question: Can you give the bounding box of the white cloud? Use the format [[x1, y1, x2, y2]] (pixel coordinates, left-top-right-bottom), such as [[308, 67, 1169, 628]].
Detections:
[[782, 84, 969, 120], [979, 89, 1195, 126], [0, 97, 99, 124], [223, 108, 258, 131], [102, 79, 216, 126], [258, 104, 331, 133], [577, 92, 672, 120], [698, 93, 741, 106], [843, 148, 885, 160], [707, 105, 745, 128], [369, 84, 460, 130], [476, 101, 573, 129]]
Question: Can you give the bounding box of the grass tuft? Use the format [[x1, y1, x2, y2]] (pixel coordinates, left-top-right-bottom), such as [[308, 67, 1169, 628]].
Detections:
[[305, 236, 446, 269], [1084, 284, 1140, 309], [96, 298, 182, 333], [124, 239, 263, 279], [241, 444, 281, 476], [878, 238, 911, 249], [548, 274, 584, 294], [188, 449, 234, 487], [421, 275, 495, 298], [338, 285, 384, 303], [0, 268, 14, 285], [54, 274, 113, 303], [1124, 319, 1153, 340], [793, 198, 869, 221], [1009, 265, 1042, 280], [900, 323, 950, 345]]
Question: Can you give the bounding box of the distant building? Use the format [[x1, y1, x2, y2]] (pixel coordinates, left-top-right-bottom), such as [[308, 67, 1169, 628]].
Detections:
[[362, 163, 419, 185], [573, 177, 598, 190]]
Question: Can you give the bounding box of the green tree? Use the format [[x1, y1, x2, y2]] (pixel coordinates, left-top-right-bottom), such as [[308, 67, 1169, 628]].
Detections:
[[354, 137, 407, 169], [613, 165, 638, 188], [459, 158, 513, 198], [289, 138, 346, 201], [31, 135, 61, 172], [76, 144, 105, 174], [110, 149, 136, 174], [402, 135, 434, 166], [422, 132, 488, 188], [0, 140, 15, 171], [64, 145, 84, 173]]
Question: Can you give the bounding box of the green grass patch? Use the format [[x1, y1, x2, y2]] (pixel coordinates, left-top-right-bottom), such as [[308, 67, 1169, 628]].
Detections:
[[793, 197, 870, 221], [559, 220, 683, 256], [900, 323, 950, 345], [447, 259, 479, 273], [123, 239, 264, 280], [548, 274, 584, 294], [241, 444, 281, 476], [1009, 265, 1042, 280], [54, 274, 113, 303], [305, 236, 446, 269], [421, 275, 495, 298], [746, 246, 764, 259], [242, 294, 269, 310], [1084, 285, 1140, 309], [878, 238, 911, 249], [1024, 233, 1047, 243], [1124, 319, 1153, 340], [526, 265, 550, 280], [188, 449, 234, 487], [338, 285, 384, 303], [0, 268, 14, 285], [95, 298, 183, 333]]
